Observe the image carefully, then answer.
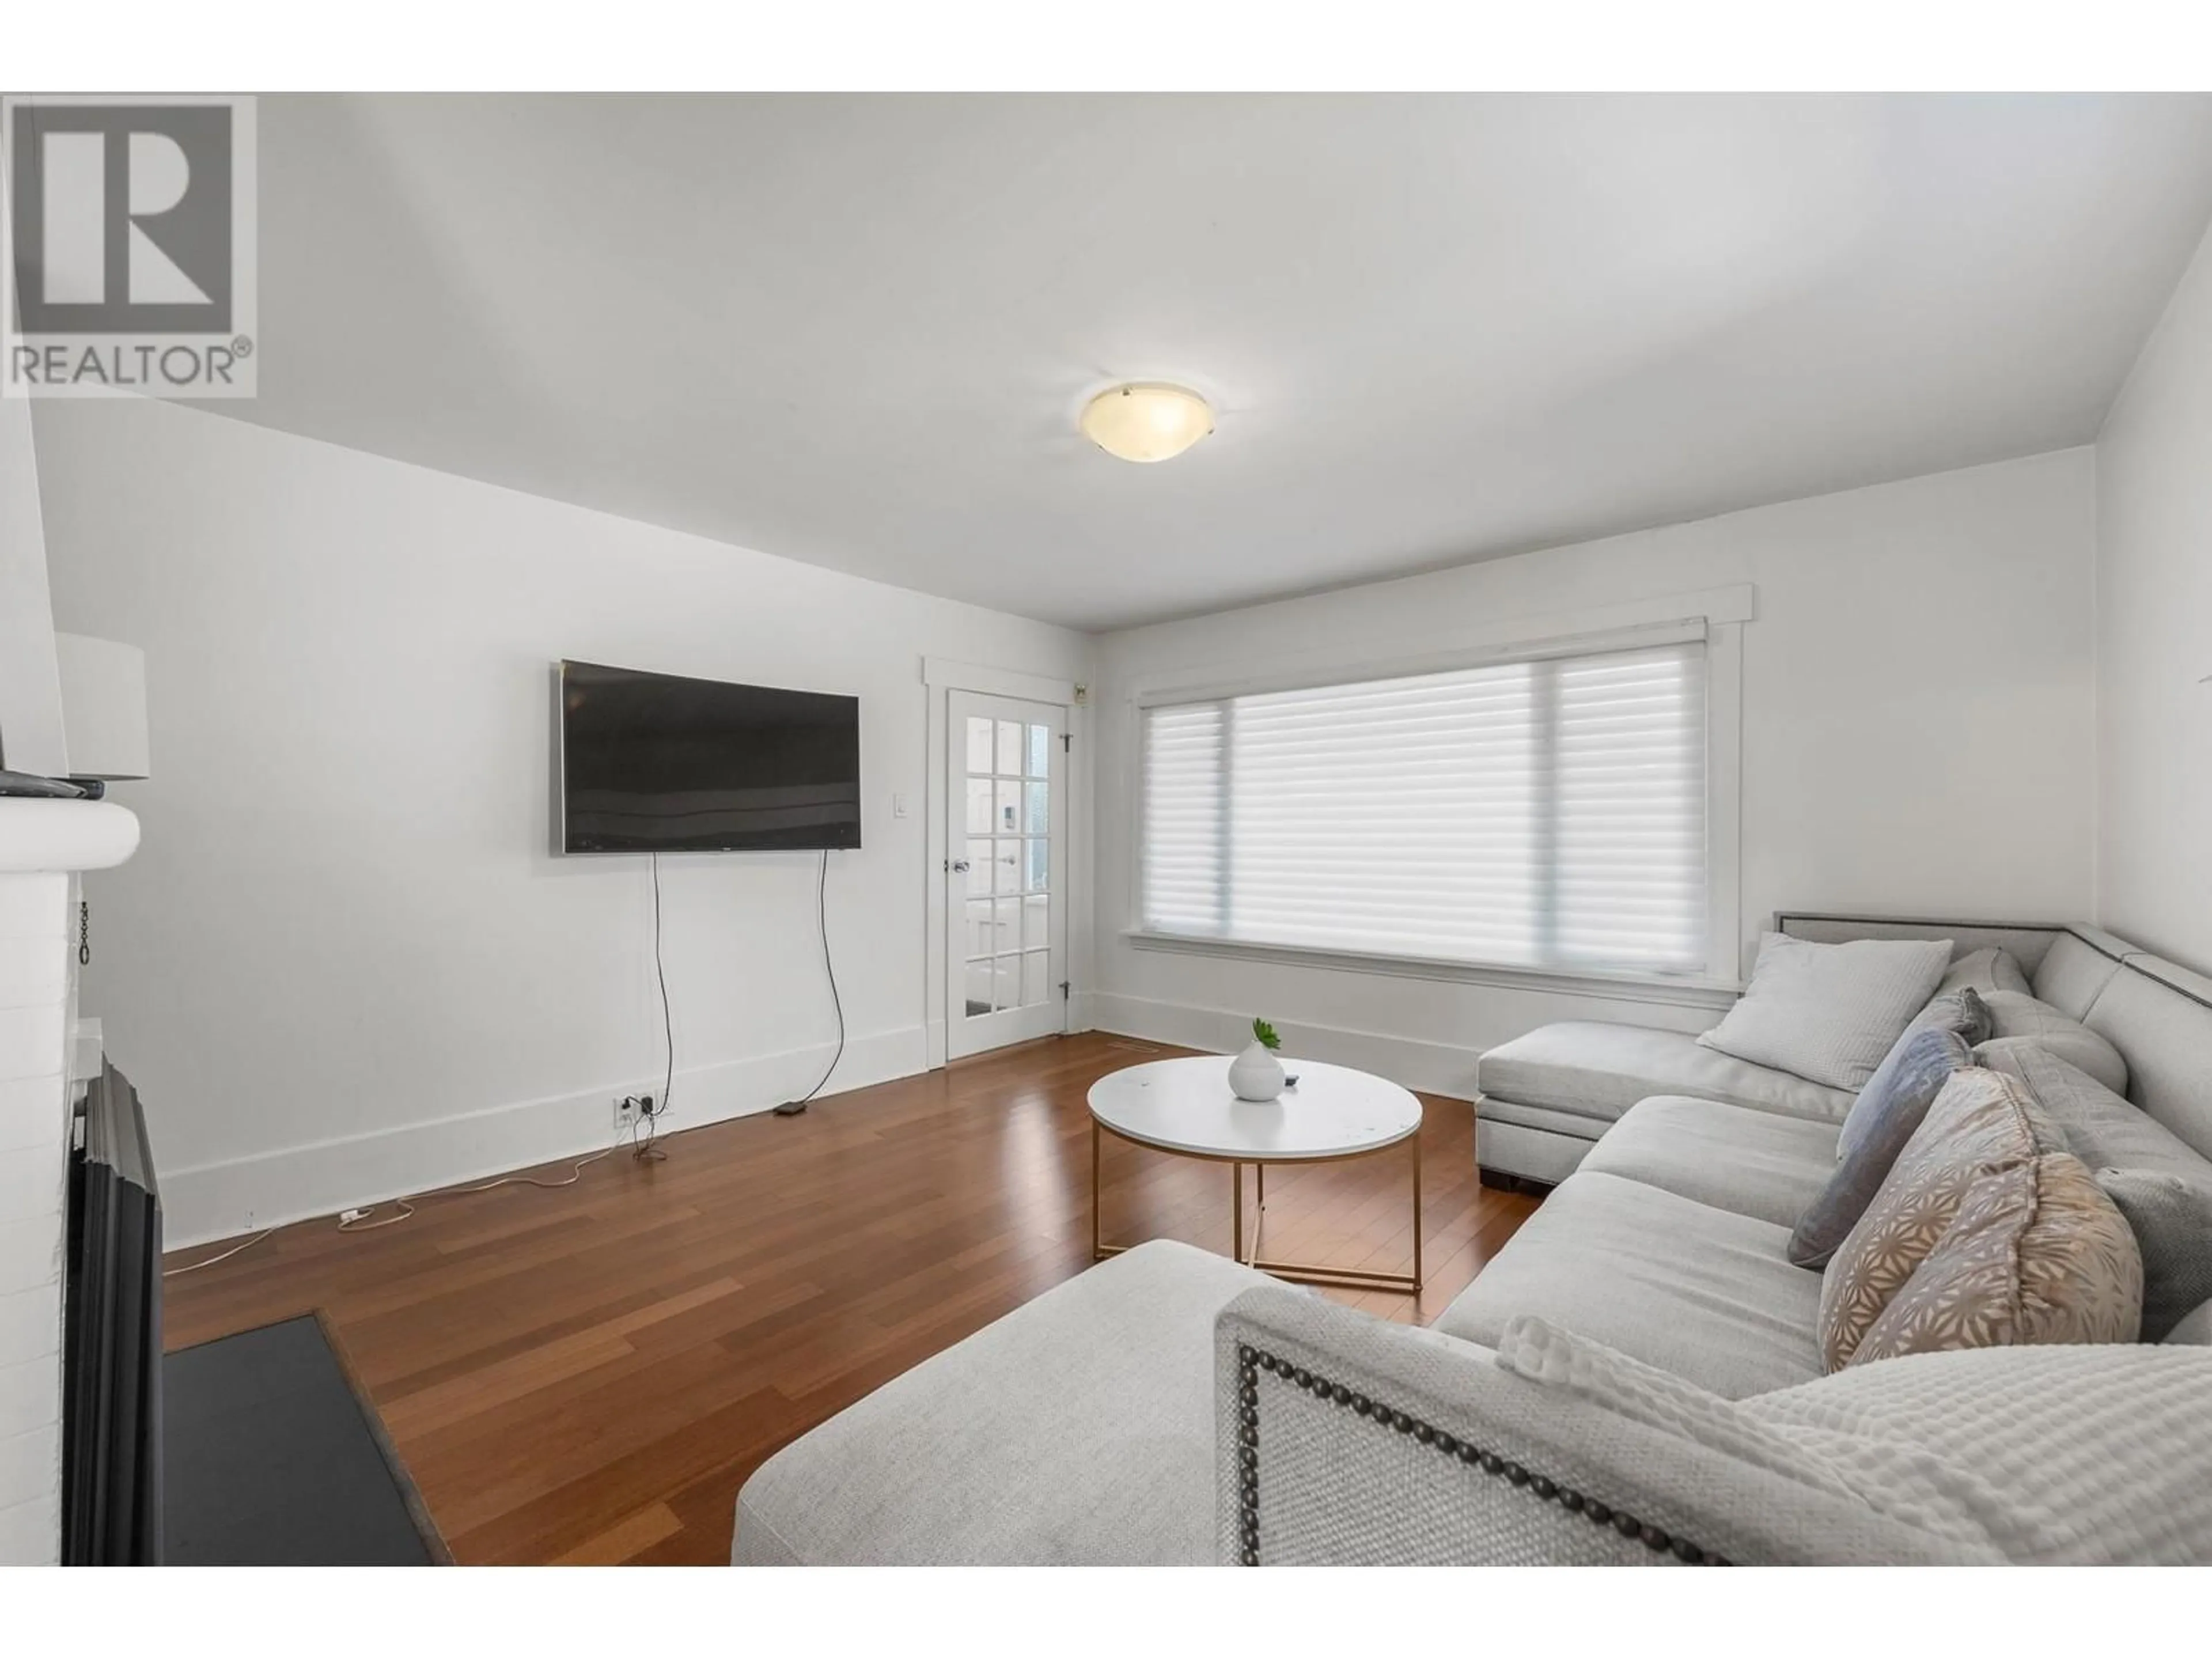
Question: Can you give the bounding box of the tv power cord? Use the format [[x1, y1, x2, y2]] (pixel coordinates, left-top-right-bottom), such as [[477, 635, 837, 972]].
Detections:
[[775, 849, 844, 1116]]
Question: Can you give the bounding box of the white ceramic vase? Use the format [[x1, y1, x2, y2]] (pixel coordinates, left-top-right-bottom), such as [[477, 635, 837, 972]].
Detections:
[[1228, 1041, 1286, 1103]]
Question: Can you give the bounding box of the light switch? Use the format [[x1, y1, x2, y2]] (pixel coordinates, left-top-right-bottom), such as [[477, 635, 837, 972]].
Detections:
[[892, 792, 910, 819]]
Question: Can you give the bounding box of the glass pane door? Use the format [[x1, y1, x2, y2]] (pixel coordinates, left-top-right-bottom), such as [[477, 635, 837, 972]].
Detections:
[[946, 690, 1066, 1058]]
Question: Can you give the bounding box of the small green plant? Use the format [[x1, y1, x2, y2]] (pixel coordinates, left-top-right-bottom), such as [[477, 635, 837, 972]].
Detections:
[[1251, 1017, 1282, 1051]]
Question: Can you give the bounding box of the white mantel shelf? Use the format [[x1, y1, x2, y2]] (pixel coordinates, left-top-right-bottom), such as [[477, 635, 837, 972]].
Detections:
[[0, 797, 140, 874]]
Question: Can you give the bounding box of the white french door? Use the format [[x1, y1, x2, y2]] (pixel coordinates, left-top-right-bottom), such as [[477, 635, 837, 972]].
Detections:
[[945, 691, 1068, 1059]]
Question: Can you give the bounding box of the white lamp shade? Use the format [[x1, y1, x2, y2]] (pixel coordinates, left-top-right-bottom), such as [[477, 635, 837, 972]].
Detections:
[[1080, 383, 1215, 463], [56, 633, 150, 781]]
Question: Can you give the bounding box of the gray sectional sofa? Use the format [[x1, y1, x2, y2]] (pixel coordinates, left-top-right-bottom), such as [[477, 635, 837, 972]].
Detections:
[[733, 917, 2212, 1565]]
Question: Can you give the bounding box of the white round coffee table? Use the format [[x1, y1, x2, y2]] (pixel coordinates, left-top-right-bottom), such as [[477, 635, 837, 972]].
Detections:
[[1087, 1055, 1426, 1296]]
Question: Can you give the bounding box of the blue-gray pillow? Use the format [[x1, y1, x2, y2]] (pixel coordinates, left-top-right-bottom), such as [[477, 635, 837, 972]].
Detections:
[[1915, 984, 1993, 1050], [1790, 1027, 1972, 1270], [1836, 989, 1985, 1164]]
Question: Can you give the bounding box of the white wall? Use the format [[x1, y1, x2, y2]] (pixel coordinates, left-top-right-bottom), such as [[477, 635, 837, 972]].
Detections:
[[0, 398, 66, 778], [32, 399, 1094, 1245], [0, 389, 72, 1563], [2096, 217, 2212, 971], [1092, 449, 2101, 1094]]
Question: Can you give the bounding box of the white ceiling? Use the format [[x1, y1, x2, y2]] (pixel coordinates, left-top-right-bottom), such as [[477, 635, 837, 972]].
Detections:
[[217, 93, 2212, 631]]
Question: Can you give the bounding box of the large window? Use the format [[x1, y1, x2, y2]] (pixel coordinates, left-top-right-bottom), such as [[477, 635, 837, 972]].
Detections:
[[1139, 640, 1709, 975]]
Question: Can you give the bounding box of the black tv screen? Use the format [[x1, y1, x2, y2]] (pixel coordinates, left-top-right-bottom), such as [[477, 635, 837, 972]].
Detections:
[[558, 661, 861, 853]]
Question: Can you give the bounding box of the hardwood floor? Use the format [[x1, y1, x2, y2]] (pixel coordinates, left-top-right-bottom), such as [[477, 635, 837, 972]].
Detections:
[[161, 1032, 1538, 1565]]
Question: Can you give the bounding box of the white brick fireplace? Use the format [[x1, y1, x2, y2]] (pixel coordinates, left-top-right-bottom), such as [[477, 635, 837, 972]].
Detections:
[[0, 798, 140, 1565]]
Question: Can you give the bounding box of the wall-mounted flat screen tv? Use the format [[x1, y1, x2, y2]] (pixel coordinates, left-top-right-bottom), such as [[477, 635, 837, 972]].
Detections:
[[557, 661, 861, 853]]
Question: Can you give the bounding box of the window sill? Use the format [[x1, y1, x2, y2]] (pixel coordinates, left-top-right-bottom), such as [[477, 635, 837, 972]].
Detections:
[[1121, 930, 1744, 1010]]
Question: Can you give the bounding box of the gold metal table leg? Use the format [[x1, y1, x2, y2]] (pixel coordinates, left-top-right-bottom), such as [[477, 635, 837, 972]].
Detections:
[[1232, 1160, 1244, 1264], [1090, 1118, 1103, 1262], [1088, 1115, 1425, 1296], [1412, 1127, 1423, 1291], [1252, 1161, 1264, 1263]]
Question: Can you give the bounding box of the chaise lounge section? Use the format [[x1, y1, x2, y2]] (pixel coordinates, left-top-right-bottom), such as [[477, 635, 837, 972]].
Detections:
[[1473, 1022, 1853, 1190]]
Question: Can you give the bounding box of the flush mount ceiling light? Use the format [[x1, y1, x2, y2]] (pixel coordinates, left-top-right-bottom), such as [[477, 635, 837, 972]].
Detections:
[[1080, 382, 1215, 463]]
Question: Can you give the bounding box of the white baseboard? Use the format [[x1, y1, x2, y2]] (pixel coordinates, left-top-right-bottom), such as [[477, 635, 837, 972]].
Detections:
[[161, 1024, 927, 1249], [1088, 993, 1480, 1100]]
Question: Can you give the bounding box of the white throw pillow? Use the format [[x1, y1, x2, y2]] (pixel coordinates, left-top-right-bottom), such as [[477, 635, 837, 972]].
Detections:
[[1494, 1315, 1866, 1502], [1744, 1340, 2212, 1563], [1499, 1314, 2212, 1563], [1698, 933, 1952, 1090]]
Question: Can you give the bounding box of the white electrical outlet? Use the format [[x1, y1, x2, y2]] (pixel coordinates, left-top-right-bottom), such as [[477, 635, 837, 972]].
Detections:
[[614, 1096, 639, 1131]]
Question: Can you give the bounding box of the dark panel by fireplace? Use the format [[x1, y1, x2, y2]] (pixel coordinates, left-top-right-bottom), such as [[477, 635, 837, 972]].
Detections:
[[63, 1062, 163, 1565]]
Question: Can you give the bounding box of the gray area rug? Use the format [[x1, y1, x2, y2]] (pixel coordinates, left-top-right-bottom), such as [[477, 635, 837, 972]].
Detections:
[[164, 1313, 449, 1566]]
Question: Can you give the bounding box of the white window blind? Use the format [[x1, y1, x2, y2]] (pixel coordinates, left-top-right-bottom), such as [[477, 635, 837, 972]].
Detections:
[[1139, 640, 1709, 974]]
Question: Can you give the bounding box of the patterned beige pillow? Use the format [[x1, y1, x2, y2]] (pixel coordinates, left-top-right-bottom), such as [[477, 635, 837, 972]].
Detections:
[[1818, 1067, 2062, 1370], [1850, 1152, 2143, 1364]]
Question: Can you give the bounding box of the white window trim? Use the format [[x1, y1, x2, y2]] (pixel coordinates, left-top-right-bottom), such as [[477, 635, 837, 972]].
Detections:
[[1118, 585, 1749, 1002], [1120, 929, 1744, 1008]]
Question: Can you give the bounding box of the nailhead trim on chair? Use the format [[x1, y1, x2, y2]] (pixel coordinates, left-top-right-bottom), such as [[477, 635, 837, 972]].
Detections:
[[1234, 1343, 1728, 1566]]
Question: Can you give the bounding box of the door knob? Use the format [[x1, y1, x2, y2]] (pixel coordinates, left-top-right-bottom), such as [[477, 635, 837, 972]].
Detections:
[[949, 858, 971, 873]]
